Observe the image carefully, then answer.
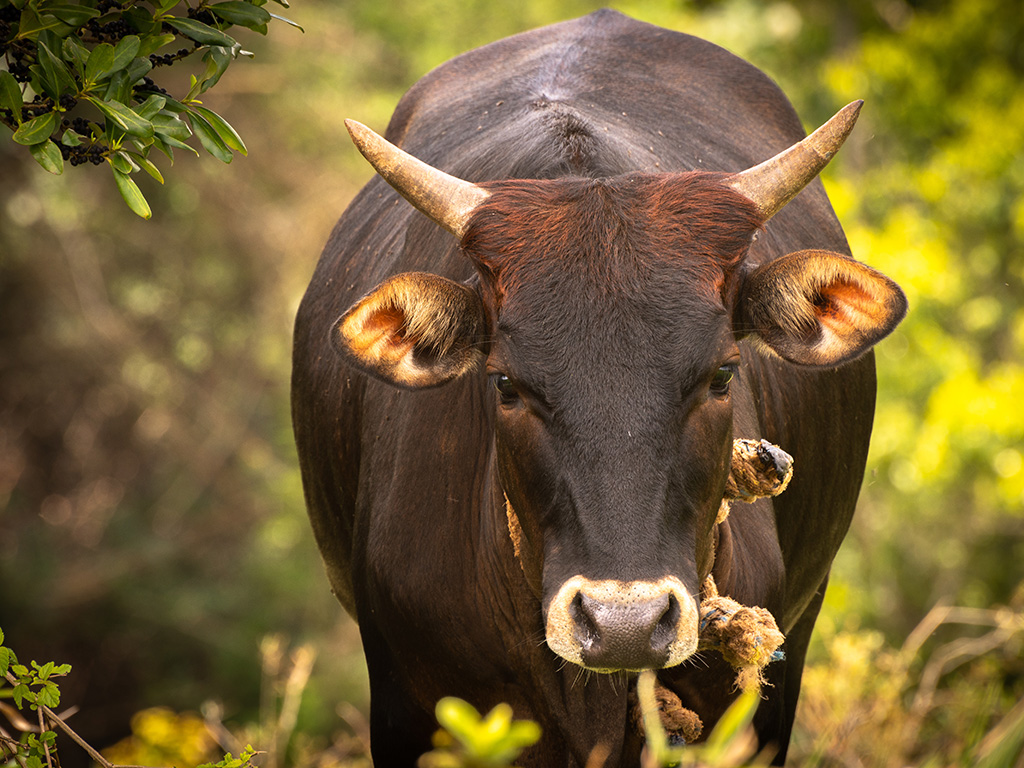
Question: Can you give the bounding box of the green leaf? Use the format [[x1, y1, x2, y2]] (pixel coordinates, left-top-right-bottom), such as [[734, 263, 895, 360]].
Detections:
[[85, 97, 154, 138], [136, 95, 167, 121], [109, 151, 136, 174], [125, 56, 154, 85], [190, 106, 246, 155], [36, 661, 55, 680], [47, 4, 102, 27], [62, 36, 90, 76], [104, 69, 131, 103], [152, 113, 191, 141], [165, 17, 237, 48], [37, 41, 77, 97], [187, 110, 232, 162], [16, 8, 69, 40], [84, 43, 115, 85], [197, 47, 233, 94], [12, 663, 28, 677], [112, 35, 142, 72], [12, 682, 30, 708], [138, 32, 177, 58], [0, 71, 24, 123], [53, 663, 71, 676], [208, 1, 271, 29], [112, 168, 152, 219], [703, 687, 759, 759], [268, 12, 303, 31], [132, 153, 165, 184], [37, 682, 60, 709], [0, 647, 13, 677], [154, 0, 180, 14], [12, 111, 57, 145]]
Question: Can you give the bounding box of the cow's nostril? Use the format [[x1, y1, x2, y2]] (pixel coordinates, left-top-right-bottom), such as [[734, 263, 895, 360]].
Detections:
[[650, 593, 680, 655], [569, 592, 599, 650]]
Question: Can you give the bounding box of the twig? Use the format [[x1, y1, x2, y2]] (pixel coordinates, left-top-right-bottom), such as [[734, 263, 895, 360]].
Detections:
[[38, 706, 54, 768]]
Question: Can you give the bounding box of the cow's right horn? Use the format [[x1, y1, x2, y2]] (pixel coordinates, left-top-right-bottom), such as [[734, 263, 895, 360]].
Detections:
[[345, 120, 490, 239], [727, 100, 862, 221]]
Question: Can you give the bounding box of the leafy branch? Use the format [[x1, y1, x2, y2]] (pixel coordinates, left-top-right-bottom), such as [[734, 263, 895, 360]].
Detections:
[[0, 627, 259, 768], [0, 0, 302, 218]]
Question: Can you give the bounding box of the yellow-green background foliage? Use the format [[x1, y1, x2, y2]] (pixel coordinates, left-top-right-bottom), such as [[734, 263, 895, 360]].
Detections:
[[2, 0, 1022, 765]]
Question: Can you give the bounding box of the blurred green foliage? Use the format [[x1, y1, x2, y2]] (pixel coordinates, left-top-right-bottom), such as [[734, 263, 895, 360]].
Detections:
[[1, 0, 1021, 765]]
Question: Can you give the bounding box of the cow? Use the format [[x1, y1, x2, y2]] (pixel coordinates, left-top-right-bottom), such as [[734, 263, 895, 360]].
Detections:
[[291, 9, 906, 766]]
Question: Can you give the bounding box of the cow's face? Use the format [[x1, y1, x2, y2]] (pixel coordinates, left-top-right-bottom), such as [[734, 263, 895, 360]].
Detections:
[[461, 174, 756, 670], [331, 112, 907, 672]]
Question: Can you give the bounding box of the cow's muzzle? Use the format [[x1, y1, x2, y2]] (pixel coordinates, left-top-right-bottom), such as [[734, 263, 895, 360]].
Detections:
[[545, 576, 699, 671]]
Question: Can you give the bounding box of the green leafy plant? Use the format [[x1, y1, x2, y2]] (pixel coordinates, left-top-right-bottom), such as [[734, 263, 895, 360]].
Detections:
[[0, 626, 261, 768], [418, 697, 541, 768], [0, 0, 301, 218]]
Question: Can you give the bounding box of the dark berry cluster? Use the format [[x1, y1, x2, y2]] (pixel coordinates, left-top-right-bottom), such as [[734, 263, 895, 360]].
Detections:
[[84, 16, 134, 43], [60, 142, 108, 167], [138, 76, 170, 95], [63, 116, 101, 136], [186, 7, 218, 26], [95, 0, 125, 12], [149, 47, 195, 67]]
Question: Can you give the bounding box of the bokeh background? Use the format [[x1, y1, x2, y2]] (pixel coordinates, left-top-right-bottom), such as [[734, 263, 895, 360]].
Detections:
[[2, 0, 1022, 765]]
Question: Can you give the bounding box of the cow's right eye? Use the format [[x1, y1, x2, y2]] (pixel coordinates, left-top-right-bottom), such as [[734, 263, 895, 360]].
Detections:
[[492, 373, 518, 402]]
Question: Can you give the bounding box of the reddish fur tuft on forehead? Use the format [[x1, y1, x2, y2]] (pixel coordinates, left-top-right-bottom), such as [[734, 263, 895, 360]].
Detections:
[[460, 172, 762, 299]]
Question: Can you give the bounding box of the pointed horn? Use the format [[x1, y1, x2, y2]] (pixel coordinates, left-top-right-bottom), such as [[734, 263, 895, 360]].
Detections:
[[727, 100, 863, 221], [345, 119, 490, 239]]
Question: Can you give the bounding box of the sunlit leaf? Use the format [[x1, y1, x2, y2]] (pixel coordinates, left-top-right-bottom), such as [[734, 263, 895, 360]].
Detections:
[[138, 33, 177, 58], [29, 140, 65, 175], [12, 111, 57, 145], [187, 110, 233, 162], [85, 96, 155, 138], [112, 167, 152, 219], [133, 154, 165, 184], [190, 105, 247, 155]]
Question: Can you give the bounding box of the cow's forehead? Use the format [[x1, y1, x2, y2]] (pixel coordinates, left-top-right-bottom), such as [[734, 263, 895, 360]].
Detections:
[[464, 170, 761, 304]]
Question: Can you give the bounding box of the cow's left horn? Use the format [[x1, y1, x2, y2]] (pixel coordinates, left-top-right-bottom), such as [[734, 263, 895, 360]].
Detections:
[[345, 119, 490, 239], [727, 100, 862, 221]]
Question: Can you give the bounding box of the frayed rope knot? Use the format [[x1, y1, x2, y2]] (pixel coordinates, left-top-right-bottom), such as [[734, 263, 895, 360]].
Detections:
[[698, 574, 786, 691]]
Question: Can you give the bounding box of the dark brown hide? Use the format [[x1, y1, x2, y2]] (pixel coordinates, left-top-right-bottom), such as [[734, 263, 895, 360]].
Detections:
[[292, 9, 902, 767]]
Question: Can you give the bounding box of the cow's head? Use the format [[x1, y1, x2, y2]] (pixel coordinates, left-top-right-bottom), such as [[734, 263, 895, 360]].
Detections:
[[333, 103, 906, 672]]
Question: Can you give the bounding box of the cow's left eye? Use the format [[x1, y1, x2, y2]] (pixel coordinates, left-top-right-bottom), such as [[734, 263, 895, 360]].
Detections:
[[710, 365, 736, 396]]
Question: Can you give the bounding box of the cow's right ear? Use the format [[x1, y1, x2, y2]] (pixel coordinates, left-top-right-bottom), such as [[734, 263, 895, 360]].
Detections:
[[332, 272, 487, 388]]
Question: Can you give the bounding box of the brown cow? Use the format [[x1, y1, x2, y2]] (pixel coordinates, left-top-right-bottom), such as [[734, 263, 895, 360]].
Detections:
[[292, 10, 906, 765]]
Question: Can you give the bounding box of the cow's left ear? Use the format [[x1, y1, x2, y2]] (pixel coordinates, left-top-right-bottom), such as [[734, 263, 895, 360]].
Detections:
[[332, 271, 487, 388], [737, 249, 907, 367]]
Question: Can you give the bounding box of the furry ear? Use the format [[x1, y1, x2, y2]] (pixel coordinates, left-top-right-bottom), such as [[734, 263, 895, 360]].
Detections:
[[332, 272, 487, 388], [737, 250, 907, 367]]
